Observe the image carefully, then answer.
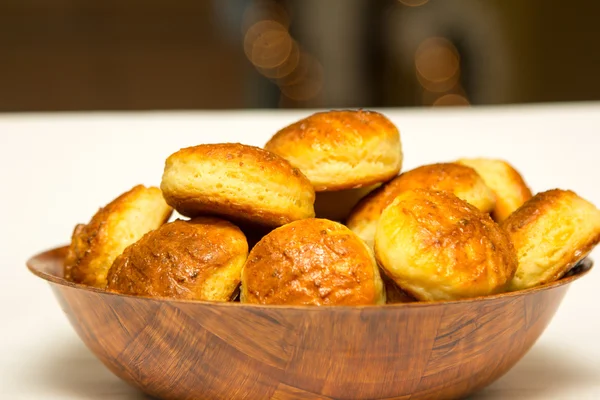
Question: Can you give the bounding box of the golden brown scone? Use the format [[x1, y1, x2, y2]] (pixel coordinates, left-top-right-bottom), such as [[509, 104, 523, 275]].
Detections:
[[264, 110, 402, 192], [457, 158, 532, 222], [347, 163, 496, 247], [313, 185, 379, 222], [107, 217, 248, 301], [65, 185, 173, 287], [161, 143, 315, 227], [241, 218, 385, 305], [375, 189, 517, 301], [501, 189, 600, 290]]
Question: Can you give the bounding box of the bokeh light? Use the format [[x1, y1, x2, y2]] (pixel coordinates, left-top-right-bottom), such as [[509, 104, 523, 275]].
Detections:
[[414, 36, 469, 106], [279, 52, 324, 101], [244, 20, 292, 69], [398, 0, 429, 6], [415, 37, 460, 92], [257, 40, 300, 79], [422, 86, 468, 105], [433, 94, 470, 106], [242, 0, 324, 105], [416, 66, 459, 93]]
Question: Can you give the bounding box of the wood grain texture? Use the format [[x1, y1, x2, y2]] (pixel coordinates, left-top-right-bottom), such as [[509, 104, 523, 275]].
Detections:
[[28, 247, 593, 400]]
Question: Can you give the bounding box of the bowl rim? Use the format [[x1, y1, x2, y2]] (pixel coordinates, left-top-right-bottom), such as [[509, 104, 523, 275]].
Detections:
[[27, 245, 594, 311]]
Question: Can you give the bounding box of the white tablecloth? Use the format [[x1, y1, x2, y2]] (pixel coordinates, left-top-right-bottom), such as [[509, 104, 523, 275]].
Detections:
[[2, 103, 599, 399]]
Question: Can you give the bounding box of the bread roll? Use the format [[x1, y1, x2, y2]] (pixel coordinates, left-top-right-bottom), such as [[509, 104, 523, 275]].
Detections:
[[264, 110, 402, 192], [375, 189, 517, 301], [107, 217, 248, 301], [457, 158, 532, 222], [501, 189, 600, 290], [161, 143, 315, 227], [65, 185, 172, 287], [347, 163, 495, 247], [241, 218, 385, 305]]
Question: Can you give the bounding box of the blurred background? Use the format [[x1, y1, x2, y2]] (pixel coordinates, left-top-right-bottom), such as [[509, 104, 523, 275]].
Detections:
[[2, 0, 600, 112]]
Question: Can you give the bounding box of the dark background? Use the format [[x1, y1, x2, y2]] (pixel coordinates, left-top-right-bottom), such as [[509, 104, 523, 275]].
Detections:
[[2, 0, 600, 111]]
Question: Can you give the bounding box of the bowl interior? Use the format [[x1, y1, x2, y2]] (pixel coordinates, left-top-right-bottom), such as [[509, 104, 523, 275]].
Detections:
[[27, 245, 594, 308]]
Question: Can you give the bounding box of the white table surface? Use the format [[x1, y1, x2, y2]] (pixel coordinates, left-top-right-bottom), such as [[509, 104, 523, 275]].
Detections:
[[1, 103, 599, 399]]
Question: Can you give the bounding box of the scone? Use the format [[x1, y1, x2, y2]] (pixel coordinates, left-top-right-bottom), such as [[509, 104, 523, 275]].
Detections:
[[265, 110, 402, 191], [264, 110, 402, 221], [65, 185, 173, 287], [161, 143, 315, 227], [241, 218, 385, 305], [107, 217, 248, 301], [501, 189, 600, 290], [347, 163, 496, 247], [375, 189, 517, 301], [457, 158, 532, 222]]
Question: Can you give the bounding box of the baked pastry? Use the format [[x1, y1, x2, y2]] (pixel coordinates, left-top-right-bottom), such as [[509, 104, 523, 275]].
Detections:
[[501, 189, 600, 290], [347, 163, 496, 247], [264, 110, 402, 191], [107, 217, 248, 301], [161, 143, 315, 227], [65, 185, 172, 287], [241, 218, 385, 305], [457, 158, 532, 222], [375, 189, 517, 301], [264, 110, 402, 221]]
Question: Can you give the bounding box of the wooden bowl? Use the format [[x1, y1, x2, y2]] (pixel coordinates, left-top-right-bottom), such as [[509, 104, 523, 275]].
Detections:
[[27, 246, 593, 400]]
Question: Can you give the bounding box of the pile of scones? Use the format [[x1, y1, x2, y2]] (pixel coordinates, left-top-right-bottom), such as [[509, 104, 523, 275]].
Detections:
[[64, 110, 600, 305]]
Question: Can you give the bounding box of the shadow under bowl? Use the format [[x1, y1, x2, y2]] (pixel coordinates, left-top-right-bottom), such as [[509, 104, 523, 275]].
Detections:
[[27, 246, 593, 400]]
